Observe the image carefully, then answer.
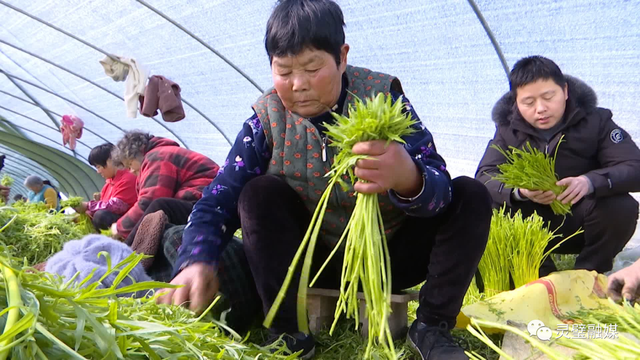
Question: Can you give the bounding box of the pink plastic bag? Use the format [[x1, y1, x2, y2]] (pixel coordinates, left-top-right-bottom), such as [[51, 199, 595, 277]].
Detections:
[[60, 115, 84, 150]]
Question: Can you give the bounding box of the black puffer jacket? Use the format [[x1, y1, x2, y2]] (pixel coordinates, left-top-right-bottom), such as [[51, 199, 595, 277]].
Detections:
[[476, 76, 640, 206]]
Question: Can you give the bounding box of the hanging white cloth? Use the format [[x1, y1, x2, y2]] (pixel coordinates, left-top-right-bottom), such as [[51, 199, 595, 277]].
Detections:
[[100, 55, 148, 118]]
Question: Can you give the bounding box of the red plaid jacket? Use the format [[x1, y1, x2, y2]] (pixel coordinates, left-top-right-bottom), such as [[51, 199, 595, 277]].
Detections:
[[116, 137, 219, 237]]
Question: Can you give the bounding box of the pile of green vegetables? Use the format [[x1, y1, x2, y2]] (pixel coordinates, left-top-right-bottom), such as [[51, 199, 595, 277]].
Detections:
[[477, 207, 582, 297], [0, 200, 95, 265], [490, 139, 570, 215], [0, 247, 288, 359], [265, 93, 417, 359], [467, 299, 640, 360], [0, 175, 13, 187]]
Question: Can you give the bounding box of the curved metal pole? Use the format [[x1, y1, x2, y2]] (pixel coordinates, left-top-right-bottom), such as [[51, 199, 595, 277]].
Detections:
[[0, 104, 101, 150], [0, 117, 23, 136], [2, 169, 29, 188], [1, 170, 32, 195], [0, 131, 103, 190], [135, 0, 264, 93], [466, 0, 510, 78], [0, 70, 127, 133], [0, 40, 190, 148], [0, 58, 84, 165], [0, 147, 57, 179], [0, 92, 111, 144], [0, 111, 94, 152], [0, 118, 91, 161], [0, 48, 79, 165], [0, 2, 231, 146], [0, 160, 68, 196], [0, 140, 89, 196], [1, 167, 64, 195], [1, 64, 61, 129], [0, 0, 116, 60], [3, 165, 58, 192], [0, 143, 84, 196], [6, 163, 71, 196], [0, 139, 92, 196], [3, 165, 50, 187], [180, 98, 233, 145]]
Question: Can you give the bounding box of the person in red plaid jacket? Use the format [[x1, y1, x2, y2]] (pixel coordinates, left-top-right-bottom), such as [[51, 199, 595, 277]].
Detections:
[[111, 131, 219, 242]]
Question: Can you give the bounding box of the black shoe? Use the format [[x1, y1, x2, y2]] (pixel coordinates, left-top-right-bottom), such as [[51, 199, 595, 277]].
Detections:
[[265, 332, 316, 359], [407, 320, 469, 360]]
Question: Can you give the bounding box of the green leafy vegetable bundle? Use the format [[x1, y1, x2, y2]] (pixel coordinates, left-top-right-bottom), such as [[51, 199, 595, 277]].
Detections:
[[0, 175, 13, 187], [265, 93, 417, 359], [490, 140, 570, 215], [478, 207, 582, 297]]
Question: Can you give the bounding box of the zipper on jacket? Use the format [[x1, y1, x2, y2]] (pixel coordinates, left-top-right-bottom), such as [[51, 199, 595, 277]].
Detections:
[[322, 136, 328, 162], [300, 116, 327, 162], [545, 132, 564, 155]]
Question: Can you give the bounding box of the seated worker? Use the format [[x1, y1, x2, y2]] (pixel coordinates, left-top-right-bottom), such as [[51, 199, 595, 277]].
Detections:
[[24, 175, 60, 211], [111, 131, 219, 244], [74, 143, 137, 230], [476, 55, 640, 276], [157, 1, 492, 359]]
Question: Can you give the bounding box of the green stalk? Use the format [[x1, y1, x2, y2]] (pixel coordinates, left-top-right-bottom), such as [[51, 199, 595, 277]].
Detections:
[[263, 177, 337, 331], [0, 265, 22, 360], [478, 207, 511, 296], [297, 178, 337, 333], [327, 192, 395, 358]]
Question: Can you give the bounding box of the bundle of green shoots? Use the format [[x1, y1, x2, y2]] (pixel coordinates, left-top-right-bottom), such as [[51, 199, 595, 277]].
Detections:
[[490, 139, 570, 215], [506, 210, 581, 289], [466, 299, 640, 360], [0, 175, 13, 187], [264, 93, 417, 359], [0, 201, 94, 265], [59, 196, 96, 235], [0, 246, 288, 359], [60, 196, 84, 209], [478, 207, 512, 297], [477, 207, 582, 297]]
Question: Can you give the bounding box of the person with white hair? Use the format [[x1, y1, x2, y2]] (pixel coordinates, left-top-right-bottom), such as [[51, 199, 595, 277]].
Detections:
[[24, 175, 60, 211]]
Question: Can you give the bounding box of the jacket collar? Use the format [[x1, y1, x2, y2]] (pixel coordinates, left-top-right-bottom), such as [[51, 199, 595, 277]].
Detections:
[[491, 75, 598, 135], [106, 169, 129, 184]]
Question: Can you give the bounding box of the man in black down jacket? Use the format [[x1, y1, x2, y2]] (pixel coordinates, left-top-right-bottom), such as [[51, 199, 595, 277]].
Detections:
[[476, 56, 640, 276]]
